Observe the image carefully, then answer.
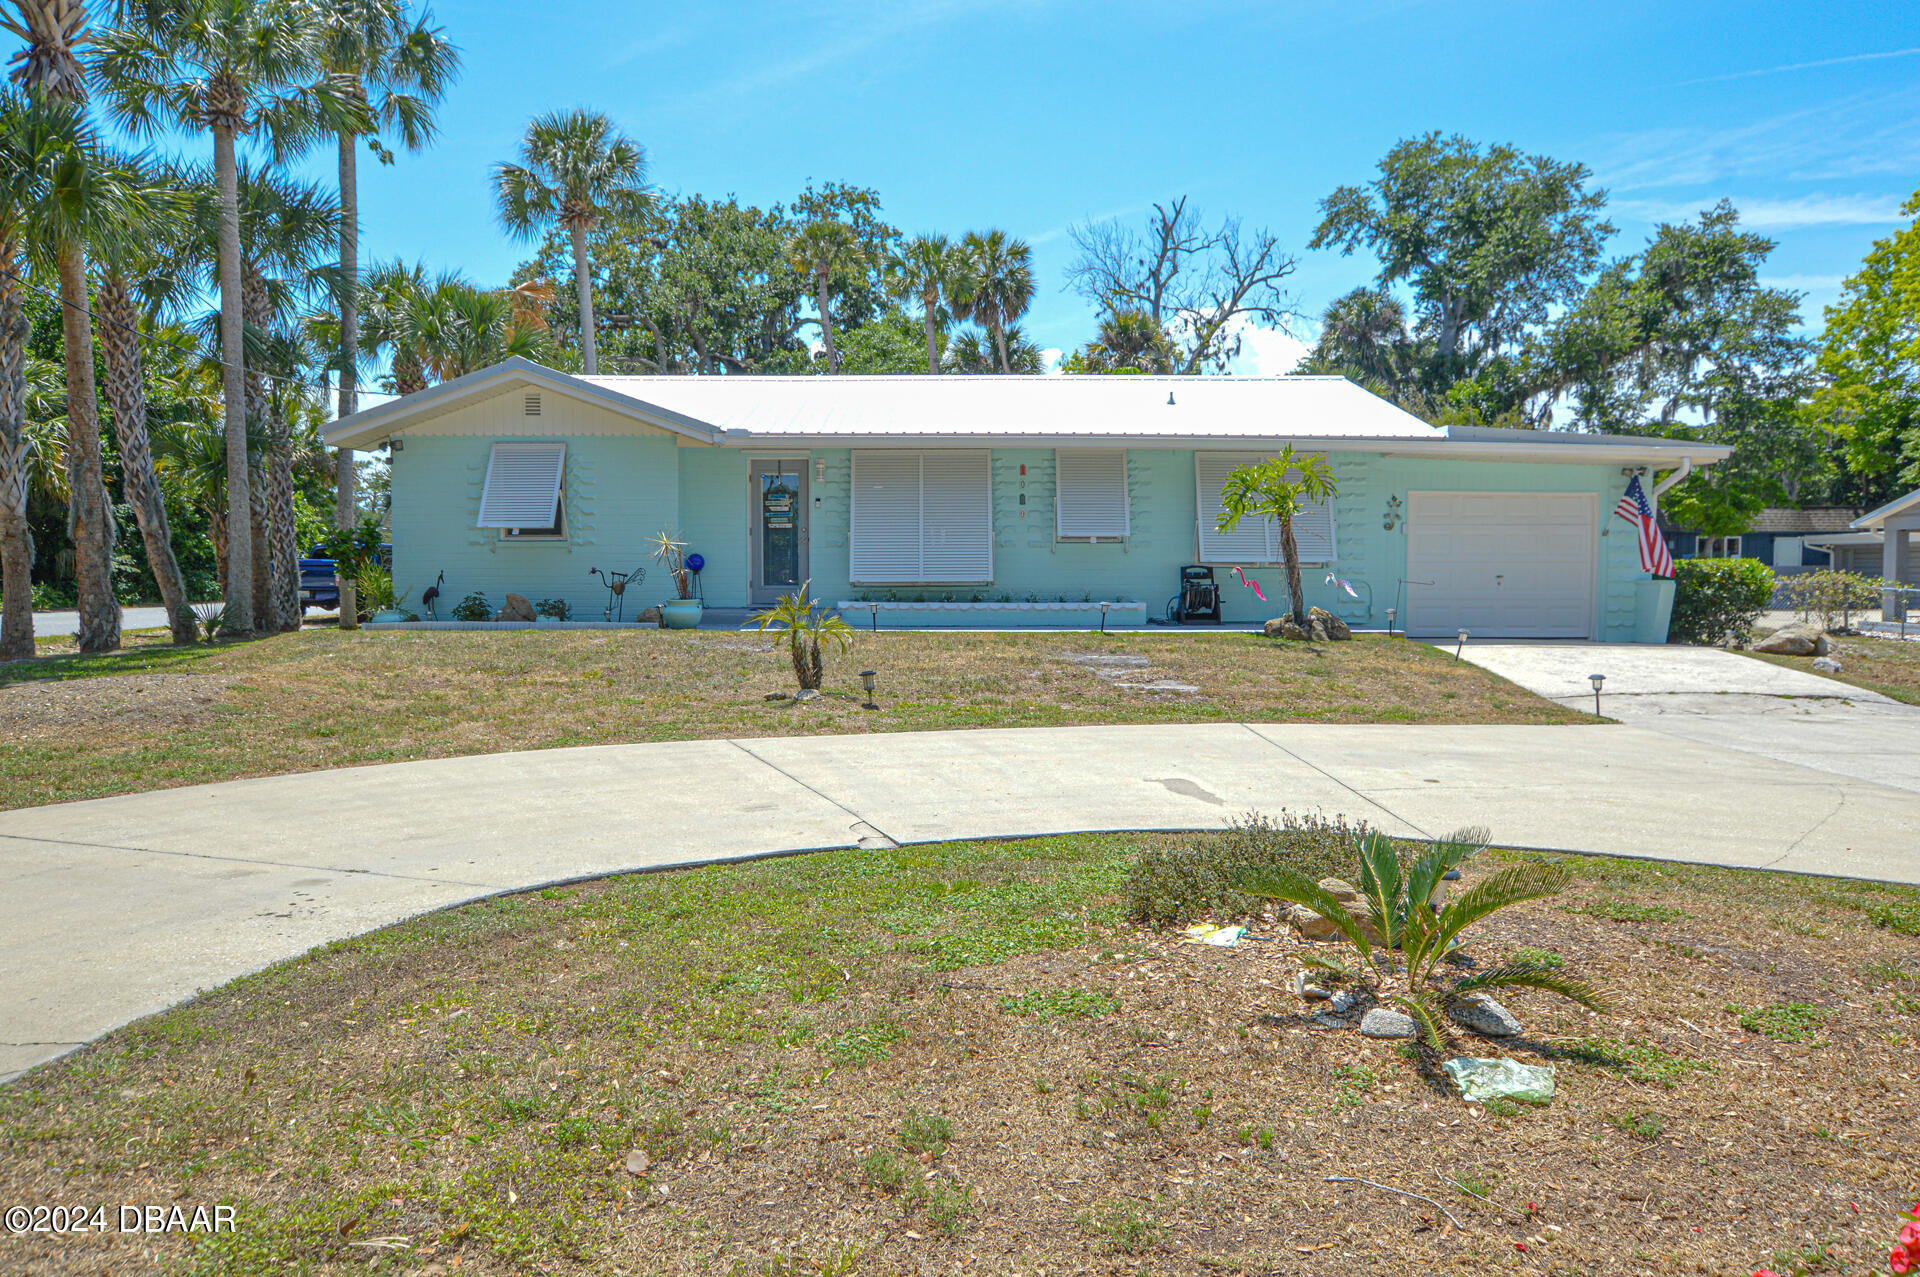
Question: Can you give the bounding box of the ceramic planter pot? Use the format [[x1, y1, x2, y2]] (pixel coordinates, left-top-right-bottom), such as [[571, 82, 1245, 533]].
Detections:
[[661, 599, 703, 629], [369, 609, 408, 624]]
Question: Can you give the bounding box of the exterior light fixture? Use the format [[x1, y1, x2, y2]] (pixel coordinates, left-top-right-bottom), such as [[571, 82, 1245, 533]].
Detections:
[[1384, 607, 1397, 636], [1097, 601, 1111, 633], [1589, 672, 1605, 716], [1455, 628, 1470, 661], [867, 602, 879, 632], [859, 669, 878, 710], [815, 457, 826, 482]]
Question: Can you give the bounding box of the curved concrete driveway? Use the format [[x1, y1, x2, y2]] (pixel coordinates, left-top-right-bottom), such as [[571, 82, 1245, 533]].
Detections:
[[1455, 642, 1920, 795], [6, 720, 1920, 1082]]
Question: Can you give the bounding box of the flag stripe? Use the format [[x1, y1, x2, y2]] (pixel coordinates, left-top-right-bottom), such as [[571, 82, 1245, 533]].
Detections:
[[1613, 476, 1673, 578]]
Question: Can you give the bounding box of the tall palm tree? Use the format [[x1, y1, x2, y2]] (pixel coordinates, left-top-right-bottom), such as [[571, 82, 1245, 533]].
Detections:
[[886, 233, 955, 375], [315, 0, 458, 631], [0, 90, 39, 661], [97, 0, 359, 634], [494, 109, 647, 376], [92, 166, 199, 644], [3, 0, 92, 99], [954, 229, 1034, 374], [786, 220, 862, 375]]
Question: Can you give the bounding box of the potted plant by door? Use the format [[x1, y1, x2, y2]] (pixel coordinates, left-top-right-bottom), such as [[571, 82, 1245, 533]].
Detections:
[[651, 528, 703, 629]]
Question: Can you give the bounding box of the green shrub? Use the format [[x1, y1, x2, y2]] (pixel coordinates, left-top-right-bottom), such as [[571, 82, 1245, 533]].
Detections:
[[1776, 568, 1886, 631], [1668, 557, 1774, 646], [1125, 811, 1369, 927], [534, 598, 572, 620], [451, 591, 492, 622]]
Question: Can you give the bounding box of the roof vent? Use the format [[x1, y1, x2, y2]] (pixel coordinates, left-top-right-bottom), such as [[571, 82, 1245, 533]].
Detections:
[[524, 393, 541, 417], [1167, 391, 1175, 406]]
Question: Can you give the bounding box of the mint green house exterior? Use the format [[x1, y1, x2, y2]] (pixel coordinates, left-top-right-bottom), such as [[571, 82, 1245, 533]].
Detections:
[[324, 359, 1727, 638]]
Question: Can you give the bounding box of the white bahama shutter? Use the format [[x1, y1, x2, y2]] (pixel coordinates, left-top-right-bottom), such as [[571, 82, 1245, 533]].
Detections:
[[477, 441, 566, 528], [920, 450, 993, 581], [1055, 449, 1129, 539], [850, 450, 993, 583], [1195, 451, 1336, 564]]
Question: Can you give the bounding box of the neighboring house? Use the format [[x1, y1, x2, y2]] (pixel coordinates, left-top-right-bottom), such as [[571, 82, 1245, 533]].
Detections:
[[1805, 487, 1920, 613], [1663, 506, 1863, 572], [321, 359, 1728, 640]]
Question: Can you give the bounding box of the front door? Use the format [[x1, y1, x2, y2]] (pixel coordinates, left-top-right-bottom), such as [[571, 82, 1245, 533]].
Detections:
[[749, 459, 809, 606]]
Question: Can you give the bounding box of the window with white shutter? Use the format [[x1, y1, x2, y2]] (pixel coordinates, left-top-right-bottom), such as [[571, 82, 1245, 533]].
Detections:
[[1055, 449, 1129, 539], [850, 450, 992, 583], [1194, 452, 1335, 564], [478, 442, 567, 538]]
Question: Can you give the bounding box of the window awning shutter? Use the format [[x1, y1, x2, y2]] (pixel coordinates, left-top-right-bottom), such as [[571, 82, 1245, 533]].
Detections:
[[1194, 452, 1336, 564], [1055, 449, 1130, 539], [850, 450, 993, 583], [477, 442, 566, 528]]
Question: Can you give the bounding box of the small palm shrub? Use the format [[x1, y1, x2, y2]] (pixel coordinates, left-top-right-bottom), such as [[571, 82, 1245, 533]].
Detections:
[[1669, 557, 1774, 646], [1234, 828, 1606, 1048], [535, 597, 572, 620], [451, 591, 492, 622], [1126, 811, 1368, 927], [753, 580, 854, 690]]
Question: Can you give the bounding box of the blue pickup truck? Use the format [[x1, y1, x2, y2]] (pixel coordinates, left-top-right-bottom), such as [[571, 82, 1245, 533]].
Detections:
[[299, 544, 391, 613]]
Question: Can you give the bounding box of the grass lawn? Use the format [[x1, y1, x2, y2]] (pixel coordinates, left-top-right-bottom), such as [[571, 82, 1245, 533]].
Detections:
[[1747, 632, 1920, 706], [3, 832, 1916, 1275], [0, 627, 1581, 810]]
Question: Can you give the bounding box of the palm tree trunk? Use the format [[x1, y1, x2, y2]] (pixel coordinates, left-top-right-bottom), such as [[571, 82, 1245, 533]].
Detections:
[[923, 299, 938, 375], [569, 221, 597, 375], [266, 400, 300, 632], [242, 268, 273, 632], [213, 122, 253, 634], [97, 272, 196, 645], [56, 238, 120, 653], [335, 129, 359, 630], [1279, 515, 1305, 625], [990, 317, 1010, 374], [815, 276, 840, 375], [0, 238, 32, 662]]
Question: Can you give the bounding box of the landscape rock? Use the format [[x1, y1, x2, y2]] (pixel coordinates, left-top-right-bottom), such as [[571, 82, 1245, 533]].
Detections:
[[1317, 877, 1362, 903], [1812, 655, 1843, 673], [636, 605, 663, 625], [1443, 1056, 1556, 1104], [1753, 623, 1828, 656], [1291, 970, 1331, 1001], [1264, 616, 1312, 641], [1286, 904, 1342, 941], [1326, 989, 1357, 1014], [1308, 616, 1330, 641], [1359, 1008, 1418, 1039], [1448, 993, 1523, 1038], [1308, 606, 1352, 640], [794, 688, 820, 702], [1310, 1010, 1353, 1030], [493, 592, 536, 623], [764, 691, 790, 701]]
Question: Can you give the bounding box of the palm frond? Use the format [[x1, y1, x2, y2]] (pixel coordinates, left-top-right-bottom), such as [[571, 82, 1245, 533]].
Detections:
[[1355, 830, 1404, 949], [1448, 963, 1608, 1013], [1393, 991, 1450, 1052], [1297, 951, 1353, 979], [1415, 863, 1573, 984], [1232, 866, 1374, 966]]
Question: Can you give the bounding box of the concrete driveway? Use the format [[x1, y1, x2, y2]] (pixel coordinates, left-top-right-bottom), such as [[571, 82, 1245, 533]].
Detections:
[[1456, 642, 1920, 796], [6, 720, 1920, 1084]]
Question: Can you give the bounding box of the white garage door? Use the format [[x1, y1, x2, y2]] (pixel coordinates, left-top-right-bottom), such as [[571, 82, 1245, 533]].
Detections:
[[1406, 493, 1596, 639]]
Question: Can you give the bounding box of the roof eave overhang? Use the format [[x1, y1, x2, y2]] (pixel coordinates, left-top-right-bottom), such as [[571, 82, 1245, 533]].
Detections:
[[322, 358, 726, 450], [1850, 490, 1920, 531]]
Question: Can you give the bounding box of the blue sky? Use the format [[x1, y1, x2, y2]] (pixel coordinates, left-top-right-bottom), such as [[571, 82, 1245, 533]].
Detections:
[[287, 0, 1920, 372]]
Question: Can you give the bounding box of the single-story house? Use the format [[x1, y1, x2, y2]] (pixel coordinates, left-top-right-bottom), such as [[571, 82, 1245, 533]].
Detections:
[[321, 359, 1728, 639], [1663, 506, 1864, 571], [1805, 487, 1920, 614]]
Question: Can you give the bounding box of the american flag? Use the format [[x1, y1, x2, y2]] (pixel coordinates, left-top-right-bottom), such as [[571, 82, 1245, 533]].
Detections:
[[1613, 475, 1673, 578]]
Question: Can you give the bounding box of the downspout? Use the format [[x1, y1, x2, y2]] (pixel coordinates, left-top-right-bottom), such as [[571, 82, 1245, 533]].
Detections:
[[1650, 456, 1693, 502]]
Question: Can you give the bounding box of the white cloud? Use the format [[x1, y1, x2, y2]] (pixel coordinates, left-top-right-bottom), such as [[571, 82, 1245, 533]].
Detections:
[[1613, 193, 1908, 230], [1676, 46, 1920, 88], [1225, 316, 1316, 377]]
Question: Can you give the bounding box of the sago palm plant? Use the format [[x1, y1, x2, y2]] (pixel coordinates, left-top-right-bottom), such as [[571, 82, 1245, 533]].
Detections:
[[753, 581, 854, 692], [1234, 828, 1606, 1049]]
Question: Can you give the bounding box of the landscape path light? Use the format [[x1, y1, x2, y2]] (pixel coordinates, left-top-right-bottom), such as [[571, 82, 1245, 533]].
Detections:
[[1589, 672, 1605, 717], [860, 669, 878, 710], [1455, 628, 1469, 661]]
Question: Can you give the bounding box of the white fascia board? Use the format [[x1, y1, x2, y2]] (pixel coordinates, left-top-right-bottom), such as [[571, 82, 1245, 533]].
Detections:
[[715, 432, 1732, 465], [323, 358, 725, 450], [1851, 488, 1920, 531]]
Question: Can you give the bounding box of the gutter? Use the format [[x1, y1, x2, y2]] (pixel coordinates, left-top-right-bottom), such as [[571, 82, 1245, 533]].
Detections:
[[1651, 456, 1693, 497]]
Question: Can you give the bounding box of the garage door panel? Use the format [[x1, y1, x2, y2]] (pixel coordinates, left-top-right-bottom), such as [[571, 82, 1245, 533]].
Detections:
[[1406, 493, 1595, 639]]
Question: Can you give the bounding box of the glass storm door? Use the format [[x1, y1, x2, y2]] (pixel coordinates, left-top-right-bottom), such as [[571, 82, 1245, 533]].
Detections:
[[750, 459, 809, 606]]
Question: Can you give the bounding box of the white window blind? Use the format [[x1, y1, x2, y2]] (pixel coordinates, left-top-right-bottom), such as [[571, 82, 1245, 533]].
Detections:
[[1055, 449, 1130, 539], [1194, 452, 1335, 564], [477, 442, 566, 528], [850, 450, 992, 583]]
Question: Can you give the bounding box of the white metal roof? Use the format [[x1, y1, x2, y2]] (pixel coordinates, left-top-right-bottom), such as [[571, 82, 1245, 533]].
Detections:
[[570, 372, 1444, 441], [1851, 487, 1920, 531]]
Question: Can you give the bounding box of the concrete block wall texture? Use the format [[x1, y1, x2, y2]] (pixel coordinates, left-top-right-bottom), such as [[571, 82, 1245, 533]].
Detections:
[[391, 417, 1660, 637]]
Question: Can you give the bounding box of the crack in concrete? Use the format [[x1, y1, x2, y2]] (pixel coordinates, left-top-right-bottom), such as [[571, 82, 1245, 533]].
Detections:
[[724, 740, 899, 849], [1763, 786, 1851, 868], [1236, 723, 1434, 838], [0, 833, 496, 889]]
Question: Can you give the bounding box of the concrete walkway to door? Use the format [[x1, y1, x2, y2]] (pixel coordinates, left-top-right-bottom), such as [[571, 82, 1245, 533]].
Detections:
[[1454, 642, 1920, 795], [6, 719, 1920, 1083]]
